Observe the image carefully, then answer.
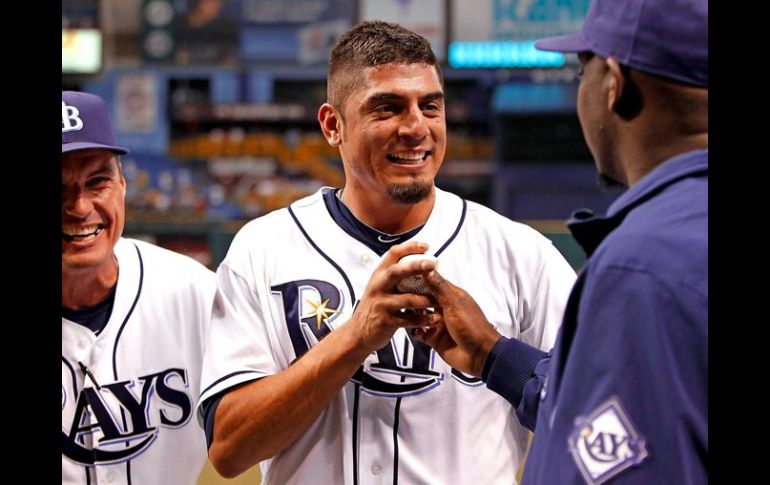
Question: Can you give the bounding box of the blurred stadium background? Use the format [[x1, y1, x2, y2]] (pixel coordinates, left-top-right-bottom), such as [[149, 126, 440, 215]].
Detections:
[[63, 1, 623, 482]]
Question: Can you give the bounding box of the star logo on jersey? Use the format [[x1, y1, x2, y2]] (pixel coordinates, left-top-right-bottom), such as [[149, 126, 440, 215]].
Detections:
[[272, 279, 345, 358], [304, 297, 342, 330], [567, 397, 648, 485]]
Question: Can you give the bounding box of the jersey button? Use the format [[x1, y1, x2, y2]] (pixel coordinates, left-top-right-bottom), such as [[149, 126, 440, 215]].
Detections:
[[371, 464, 382, 475], [105, 471, 115, 482], [78, 340, 87, 350], [360, 254, 372, 265]]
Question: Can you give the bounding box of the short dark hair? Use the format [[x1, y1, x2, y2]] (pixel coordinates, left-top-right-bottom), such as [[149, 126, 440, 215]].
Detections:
[[327, 20, 443, 111]]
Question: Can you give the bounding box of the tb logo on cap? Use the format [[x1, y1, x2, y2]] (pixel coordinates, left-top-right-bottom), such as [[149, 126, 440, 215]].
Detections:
[[62, 101, 83, 132]]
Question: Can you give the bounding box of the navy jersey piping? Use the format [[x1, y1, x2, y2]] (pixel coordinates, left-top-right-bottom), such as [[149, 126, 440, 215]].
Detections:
[[390, 198, 465, 483], [353, 383, 361, 485], [200, 370, 262, 397], [111, 242, 144, 484], [112, 242, 144, 380], [288, 206, 357, 303], [392, 398, 402, 485], [433, 199, 467, 257], [392, 336, 410, 484], [288, 203, 363, 484], [65, 352, 91, 483], [62, 357, 78, 400]]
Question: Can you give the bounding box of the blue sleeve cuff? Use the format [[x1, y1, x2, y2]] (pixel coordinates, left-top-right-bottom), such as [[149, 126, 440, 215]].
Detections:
[[483, 336, 548, 407], [202, 393, 225, 450], [481, 336, 507, 381]]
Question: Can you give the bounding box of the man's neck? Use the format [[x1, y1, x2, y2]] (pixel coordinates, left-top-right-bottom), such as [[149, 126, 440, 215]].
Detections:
[[62, 260, 119, 310], [622, 132, 707, 186], [621, 77, 708, 186]]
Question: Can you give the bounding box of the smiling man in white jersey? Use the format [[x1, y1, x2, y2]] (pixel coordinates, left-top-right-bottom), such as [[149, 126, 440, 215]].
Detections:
[[199, 21, 576, 484], [61, 91, 216, 484]]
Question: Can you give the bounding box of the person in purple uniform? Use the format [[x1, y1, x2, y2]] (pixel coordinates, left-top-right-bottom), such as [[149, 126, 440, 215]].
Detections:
[[414, 0, 707, 483]]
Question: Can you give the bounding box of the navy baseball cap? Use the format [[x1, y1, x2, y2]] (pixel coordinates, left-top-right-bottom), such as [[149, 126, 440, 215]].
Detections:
[[62, 91, 129, 154], [535, 0, 707, 87]]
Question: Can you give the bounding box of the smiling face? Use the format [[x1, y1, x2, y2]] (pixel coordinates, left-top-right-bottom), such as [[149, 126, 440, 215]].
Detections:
[[328, 62, 446, 204], [61, 149, 126, 275]]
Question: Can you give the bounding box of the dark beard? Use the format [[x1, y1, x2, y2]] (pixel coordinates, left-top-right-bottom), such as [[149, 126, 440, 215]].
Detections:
[[386, 181, 432, 204], [596, 173, 627, 190]]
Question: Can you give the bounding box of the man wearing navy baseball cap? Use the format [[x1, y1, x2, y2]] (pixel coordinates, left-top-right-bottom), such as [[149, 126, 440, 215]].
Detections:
[[61, 91, 129, 290], [414, 0, 708, 483], [62, 91, 131, 155], [61, 91, 216, 484]]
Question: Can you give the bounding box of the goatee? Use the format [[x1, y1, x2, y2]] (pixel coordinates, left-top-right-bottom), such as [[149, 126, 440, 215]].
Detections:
[[386, 181, 432, 204]]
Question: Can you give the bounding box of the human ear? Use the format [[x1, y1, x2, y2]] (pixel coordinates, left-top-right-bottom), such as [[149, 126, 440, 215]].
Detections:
[[318, 103, 342, 147], [606, 58, 625, 112], [607, 58, 642, 119]]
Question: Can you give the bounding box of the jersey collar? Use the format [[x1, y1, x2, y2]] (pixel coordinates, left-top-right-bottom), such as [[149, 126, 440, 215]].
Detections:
[[322, 188, 424, 256]]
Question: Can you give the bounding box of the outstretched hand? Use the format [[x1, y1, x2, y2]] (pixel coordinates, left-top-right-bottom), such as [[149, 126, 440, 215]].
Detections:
[[348, 241, 440, 353], [413, 270, 502, 377]]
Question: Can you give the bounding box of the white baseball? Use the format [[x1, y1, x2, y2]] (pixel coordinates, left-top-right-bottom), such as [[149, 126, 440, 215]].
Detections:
[[396, 254, 438, 295]]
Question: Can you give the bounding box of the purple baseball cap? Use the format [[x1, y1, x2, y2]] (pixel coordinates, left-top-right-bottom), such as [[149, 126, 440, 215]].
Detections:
[[62, 91, 129, 154], [535, 0, 707, 87]]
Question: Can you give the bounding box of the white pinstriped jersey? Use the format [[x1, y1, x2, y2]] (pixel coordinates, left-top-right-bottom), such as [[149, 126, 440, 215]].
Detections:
[[199, 187, 576, 484], [62, 238, 216, 485]]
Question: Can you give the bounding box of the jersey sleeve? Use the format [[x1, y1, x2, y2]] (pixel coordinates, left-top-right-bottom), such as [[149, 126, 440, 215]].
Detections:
[[516, 233, 576, 350], [477, 226, 574, 430], [197, 260, 280, 418], [507, 238, 573, 430], [188, 263, 218, 359]]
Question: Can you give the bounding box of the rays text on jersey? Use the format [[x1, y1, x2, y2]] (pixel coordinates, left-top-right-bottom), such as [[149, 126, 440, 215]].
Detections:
[[61, 367, 193, 466]]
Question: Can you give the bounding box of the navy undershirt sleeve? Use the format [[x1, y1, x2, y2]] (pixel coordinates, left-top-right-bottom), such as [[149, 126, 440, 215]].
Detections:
[[201, 393, 226, 450]]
